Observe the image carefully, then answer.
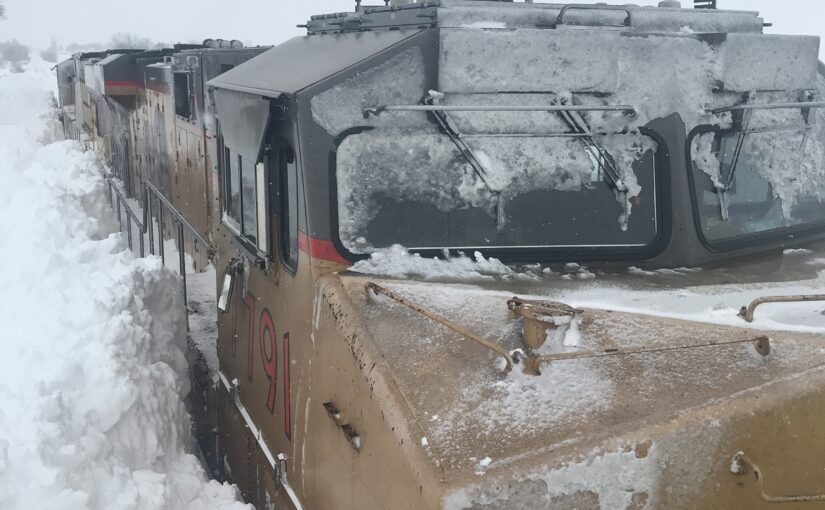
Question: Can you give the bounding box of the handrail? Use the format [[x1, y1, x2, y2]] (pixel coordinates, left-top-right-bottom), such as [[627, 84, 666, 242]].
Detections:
[[365, 282, 514, 371], [534, 335, 770, 365], [739, 294, 825, 322], [277, 454, 306, 510], [556, 4, 633, 28], [710, 102, 825, 115], [145, 180, 214, 253], [100, 170, 145, 257], [732, 451, 825, 503], [364, 104, 637, 117], [218, 372, 306, 510]]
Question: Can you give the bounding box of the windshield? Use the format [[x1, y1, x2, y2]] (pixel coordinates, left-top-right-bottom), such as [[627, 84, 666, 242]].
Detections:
[[335, 128, 661, 256], [689, 102, 825, 248]]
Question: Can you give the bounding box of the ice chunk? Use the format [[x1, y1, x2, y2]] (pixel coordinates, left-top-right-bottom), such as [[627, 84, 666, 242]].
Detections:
[[350, 245, 513, 280]]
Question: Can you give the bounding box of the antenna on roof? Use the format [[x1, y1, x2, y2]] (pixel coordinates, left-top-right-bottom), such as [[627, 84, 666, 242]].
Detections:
[[694, 0, 717, 8]]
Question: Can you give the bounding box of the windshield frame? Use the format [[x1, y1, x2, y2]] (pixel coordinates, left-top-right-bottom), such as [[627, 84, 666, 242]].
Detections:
[[329, 125, 672, 263], [686, 123, 825, 253]]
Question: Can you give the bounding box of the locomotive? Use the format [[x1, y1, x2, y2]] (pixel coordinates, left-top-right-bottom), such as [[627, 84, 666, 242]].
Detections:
[[58, 1, 825, 508]]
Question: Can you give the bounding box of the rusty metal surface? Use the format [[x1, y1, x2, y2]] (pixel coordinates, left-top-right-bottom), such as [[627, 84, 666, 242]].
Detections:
[[507, 297, 582, 350]]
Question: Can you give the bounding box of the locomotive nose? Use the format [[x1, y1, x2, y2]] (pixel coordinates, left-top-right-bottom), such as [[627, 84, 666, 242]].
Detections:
[[335, 273, 825, 509]]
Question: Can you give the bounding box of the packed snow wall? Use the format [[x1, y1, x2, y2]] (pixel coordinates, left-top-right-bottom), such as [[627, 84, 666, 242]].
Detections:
[[0, 60, 248, 510]]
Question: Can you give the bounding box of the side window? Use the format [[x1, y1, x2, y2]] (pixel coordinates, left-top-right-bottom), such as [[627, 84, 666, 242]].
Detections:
[[278, 144, 299, 272], [222, 146, 268, 254], [224, 145, 242, 229], [240, 155, 259, 242], [173, 72, 192, 120]]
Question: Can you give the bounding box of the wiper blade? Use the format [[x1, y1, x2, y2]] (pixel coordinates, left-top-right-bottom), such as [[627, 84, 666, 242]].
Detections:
[[423, 92, 507, 229], [557, 108, 629, 193], [711, 99, 822, 222], [424, 93, 496, 193], [719, 109, 752, 191]]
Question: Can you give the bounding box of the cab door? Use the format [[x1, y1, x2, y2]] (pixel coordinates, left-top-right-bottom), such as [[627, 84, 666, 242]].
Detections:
[[218, 101, 307, 509]]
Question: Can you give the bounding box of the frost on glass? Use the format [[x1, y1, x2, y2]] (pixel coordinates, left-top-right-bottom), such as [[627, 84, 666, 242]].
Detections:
[[337, 129, 655, 252], [337, 131, 470, 252], [323, 24, 820, 251], [690, 81, 825, 239], [311, 47, 428, 136]]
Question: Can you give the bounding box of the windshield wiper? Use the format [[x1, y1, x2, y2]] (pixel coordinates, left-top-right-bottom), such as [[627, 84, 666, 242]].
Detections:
[[556, 107, 629, 194], [423, 92, 507, 229], [364, 95, 640, 227], [422, 93, 498, 192], [709, 100, 825, 221]]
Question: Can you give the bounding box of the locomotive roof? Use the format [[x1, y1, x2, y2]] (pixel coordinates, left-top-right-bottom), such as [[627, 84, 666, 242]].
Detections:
[[306, 0, 764, 34], [207, 1, 773, 99], [206, 29, 417, 98]]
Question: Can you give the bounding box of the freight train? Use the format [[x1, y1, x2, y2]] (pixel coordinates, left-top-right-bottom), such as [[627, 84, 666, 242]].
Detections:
[[58, 1, 825, 508]]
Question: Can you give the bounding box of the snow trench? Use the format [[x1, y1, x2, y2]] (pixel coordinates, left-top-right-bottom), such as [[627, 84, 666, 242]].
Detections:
[[0, 61, 248, 510]]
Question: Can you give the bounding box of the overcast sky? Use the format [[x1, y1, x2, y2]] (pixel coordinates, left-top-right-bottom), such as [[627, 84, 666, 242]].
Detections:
[[0, 0, 823, 52]]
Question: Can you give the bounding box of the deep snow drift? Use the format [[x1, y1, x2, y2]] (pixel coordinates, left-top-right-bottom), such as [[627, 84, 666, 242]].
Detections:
[[0, 61, 248, 509]]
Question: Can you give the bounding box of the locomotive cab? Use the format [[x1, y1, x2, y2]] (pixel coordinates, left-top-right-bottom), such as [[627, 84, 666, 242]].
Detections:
[[203, 1, 825, 509]]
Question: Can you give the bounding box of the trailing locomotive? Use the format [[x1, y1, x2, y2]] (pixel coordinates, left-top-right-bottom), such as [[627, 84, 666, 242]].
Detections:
[[59, 1, 825, 509]]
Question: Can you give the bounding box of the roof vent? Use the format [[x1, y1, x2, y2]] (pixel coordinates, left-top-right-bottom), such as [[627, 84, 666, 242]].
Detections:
[[694, 0, 717, 8], [658, 0, 681, 7]]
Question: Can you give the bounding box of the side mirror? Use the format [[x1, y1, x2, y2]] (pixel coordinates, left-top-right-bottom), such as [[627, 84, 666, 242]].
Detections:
[[217, 270, 235, 314]]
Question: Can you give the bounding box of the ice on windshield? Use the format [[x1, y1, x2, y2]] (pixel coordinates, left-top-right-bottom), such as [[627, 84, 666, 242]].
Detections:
[[311, 47, 428, 136], [690, 83, 825, 242], [314, 25, 821, 254], [337, 130, 658, 253]]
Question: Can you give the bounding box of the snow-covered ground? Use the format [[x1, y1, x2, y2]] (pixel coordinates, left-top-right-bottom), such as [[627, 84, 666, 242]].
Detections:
[[0, 60, 248, 509]]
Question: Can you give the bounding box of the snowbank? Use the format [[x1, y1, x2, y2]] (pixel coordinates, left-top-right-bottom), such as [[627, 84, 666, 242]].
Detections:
[[0, 60, 248, 509]]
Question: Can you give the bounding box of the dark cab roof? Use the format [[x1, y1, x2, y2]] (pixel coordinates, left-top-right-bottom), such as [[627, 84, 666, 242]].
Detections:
[[206, 30, 420, 98]]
